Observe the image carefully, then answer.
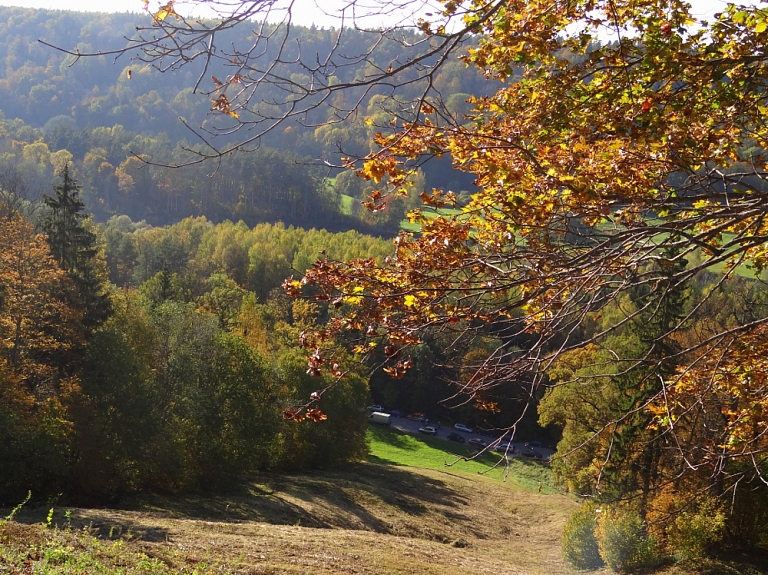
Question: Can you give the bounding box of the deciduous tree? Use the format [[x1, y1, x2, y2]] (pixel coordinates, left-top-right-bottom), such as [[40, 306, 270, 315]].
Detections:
[[0, 213, 81, 392], [55, 0, 768, 521], [289, 0, 768, 501]]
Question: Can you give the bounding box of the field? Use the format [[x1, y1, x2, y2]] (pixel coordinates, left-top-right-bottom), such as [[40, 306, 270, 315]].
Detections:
[[1, 427, 766, 574]]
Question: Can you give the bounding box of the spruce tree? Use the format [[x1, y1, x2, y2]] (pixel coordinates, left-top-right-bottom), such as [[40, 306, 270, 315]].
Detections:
[[43, 165, 111, 331]]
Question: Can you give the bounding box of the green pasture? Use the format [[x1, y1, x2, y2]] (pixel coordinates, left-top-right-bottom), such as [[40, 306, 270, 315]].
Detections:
[[367, 426, 557, 494]]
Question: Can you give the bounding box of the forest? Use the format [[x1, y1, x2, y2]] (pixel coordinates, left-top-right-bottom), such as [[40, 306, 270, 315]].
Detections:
[[0, 7, 501, 504], [0, 6, 482, 230], [2, 1, 768, 572]]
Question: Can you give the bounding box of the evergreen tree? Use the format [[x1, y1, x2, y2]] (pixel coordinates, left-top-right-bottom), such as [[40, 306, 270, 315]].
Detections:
[[43, 165, 111, 331], [602, 247, 690, 505]]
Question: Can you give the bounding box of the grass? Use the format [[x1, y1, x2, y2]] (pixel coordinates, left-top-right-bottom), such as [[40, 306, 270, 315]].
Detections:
[[368, 426, 557, 493], [400, 207, 463, 233], [339, 193, 354, 216], [0, 427, 766, 574]]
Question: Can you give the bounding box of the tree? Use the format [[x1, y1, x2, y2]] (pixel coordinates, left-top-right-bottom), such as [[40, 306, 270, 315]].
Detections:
[[0, 164, 39, 222], [0, 215, 79, 501], [44, 0, 479, 165], [286, 0, 768, 509], [0, 213, 81, 393], [43, 165, 111, 330]]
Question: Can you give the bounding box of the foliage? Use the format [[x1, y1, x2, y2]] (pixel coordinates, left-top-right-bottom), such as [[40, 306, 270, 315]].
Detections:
[[71, 324, 162, 498], [0, 213, 81, 392], [561, 500, 604, 571], [0, 365, 72, 502], [595, 506, 661, 573], [43, 165, 111, 332], [0, 202, 388, 500], [0, 7, 481, 231], [666, 496, 726, 563], [279, 0, 768, 557]]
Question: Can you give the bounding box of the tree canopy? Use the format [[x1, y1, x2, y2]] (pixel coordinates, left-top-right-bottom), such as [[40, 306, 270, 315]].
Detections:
[[87, 0, 768, 497], [285, 0, 768, 506]]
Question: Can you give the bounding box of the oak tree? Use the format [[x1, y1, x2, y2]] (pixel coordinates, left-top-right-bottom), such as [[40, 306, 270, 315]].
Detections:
[[289, 0, 768, 505]]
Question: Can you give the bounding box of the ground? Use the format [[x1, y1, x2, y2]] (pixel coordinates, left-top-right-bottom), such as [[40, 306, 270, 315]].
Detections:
[[0, 428, 765, 574]]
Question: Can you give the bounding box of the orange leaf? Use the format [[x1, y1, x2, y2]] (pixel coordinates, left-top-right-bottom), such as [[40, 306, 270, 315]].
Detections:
[[306, 408, 328, 422]]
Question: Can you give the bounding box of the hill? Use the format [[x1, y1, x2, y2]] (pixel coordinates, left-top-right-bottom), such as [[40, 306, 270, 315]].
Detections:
[[0, 427, 581, 575], [0, 6, 480, 230], [3, 427, 767, 574]]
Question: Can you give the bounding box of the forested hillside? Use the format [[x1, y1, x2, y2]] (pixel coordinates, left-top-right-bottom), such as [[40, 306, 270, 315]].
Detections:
[[0, 6, 482, 230], [0, 7, 509, 506], [5, 1, 768, 570]]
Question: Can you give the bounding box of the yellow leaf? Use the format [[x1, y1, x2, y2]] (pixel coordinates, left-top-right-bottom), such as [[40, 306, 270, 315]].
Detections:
[[154, 1, 178, 21]]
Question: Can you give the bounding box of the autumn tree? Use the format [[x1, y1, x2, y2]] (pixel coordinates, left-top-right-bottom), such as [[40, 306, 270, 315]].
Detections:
[[285, 0, 768, 520], [56, 0, 768, 534], [0, 215, 79, 501], [0, 213, 81, 392]]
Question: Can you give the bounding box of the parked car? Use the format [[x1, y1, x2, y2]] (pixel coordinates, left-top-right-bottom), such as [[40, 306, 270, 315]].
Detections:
[[389, 410, 403, 418], [468, 438, 487, 448], [454, 423, 473, 433], [495, 443, 515, 453], [368, 412, 391, 426], [522, 449, 543, 458], [408, 412, 426, 422], [418, 425, 438, 435], [447, 432, 466, 443], [525, 440, 543, 448], [367, 405, 384, 413]]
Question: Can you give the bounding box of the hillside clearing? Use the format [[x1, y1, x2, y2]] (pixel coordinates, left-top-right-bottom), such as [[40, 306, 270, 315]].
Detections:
[[1, 428, 765, 574], [1, 428, 586, 575]]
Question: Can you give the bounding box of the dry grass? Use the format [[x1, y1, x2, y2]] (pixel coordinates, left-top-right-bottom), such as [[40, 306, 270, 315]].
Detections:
[[3, 461, 600, 575], [0, 429, 768, 575], [3, 429, 764, 574]]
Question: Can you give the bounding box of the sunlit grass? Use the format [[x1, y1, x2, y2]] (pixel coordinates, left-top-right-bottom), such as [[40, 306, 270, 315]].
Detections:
[[340, 193, 355, 216], [367, 426, 556, 494]]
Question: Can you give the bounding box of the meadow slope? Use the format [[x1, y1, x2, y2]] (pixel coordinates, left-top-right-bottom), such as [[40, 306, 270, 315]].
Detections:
[[1, 428, 764, 574]]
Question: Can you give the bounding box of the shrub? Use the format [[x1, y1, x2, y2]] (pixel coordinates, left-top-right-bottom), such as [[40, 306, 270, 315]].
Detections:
[[562, 501, 605, 570], [667, 496, 725, 563], [596, 505, 661, 573]]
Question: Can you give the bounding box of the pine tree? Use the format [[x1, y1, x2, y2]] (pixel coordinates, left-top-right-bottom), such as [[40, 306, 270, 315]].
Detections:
[[603, 247, 690, 505], [43, 165, 111, 331]]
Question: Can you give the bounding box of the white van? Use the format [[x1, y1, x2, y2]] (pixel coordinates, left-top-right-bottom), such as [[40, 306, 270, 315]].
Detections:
[[369, 412, 391, 426]]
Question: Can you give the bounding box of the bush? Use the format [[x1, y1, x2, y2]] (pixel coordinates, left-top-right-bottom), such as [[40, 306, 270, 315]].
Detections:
[[596, 506, 661, 573], [562, 501, 605, 570], [667, 496, 725, 563]]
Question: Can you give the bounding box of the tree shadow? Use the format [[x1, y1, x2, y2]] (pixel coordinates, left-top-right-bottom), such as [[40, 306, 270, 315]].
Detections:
[[112, 461, 471, 538], [368, 427, 421, 451], [5, 508, 173, 543]]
